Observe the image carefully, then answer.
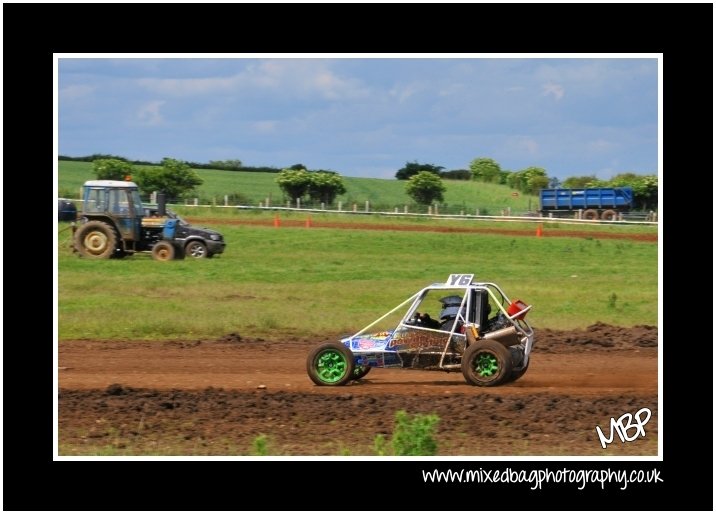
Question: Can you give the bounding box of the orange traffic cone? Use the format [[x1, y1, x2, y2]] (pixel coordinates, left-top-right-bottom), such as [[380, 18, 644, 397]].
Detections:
[[305, 215, 312, 228], [536, 225, 543, 237], [273, 214, 280, 228]]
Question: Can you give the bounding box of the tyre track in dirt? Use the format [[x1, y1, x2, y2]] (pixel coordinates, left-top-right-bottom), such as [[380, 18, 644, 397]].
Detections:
[[58, 324, 658, 456]]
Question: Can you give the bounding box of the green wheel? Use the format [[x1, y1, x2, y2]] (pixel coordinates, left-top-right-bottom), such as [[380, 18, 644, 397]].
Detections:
[[506, 361, 529, 383], [461, 340, 512, 386], [307, 343, 355, 386], [351, 364, 371, 380]]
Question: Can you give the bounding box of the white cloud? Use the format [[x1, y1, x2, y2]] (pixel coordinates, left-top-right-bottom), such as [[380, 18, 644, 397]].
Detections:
[[137, 76, 239, 96], [521, 138, 539, 155], [252, 120, 278, 133], [588, 139, 614, 152], [542, 82, 565, 101], [135, 60, 368, 101], [59, 84, 94, 101], [389, 83, 420, 103], [137, 100, 165, 125]]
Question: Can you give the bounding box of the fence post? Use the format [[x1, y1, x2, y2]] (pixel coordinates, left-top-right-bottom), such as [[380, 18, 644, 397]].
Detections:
[[338, 201, 342, 211], [404, 205, 408, 214], [321, 202, 325, 210], [428, 206, 432, 215], [434, 203, 439, 215], [365, 200, 370, 212], [297, 198, 301, 209], [259, 201, 263, 208], [224, 195, 229, 206], [194, 198, 198, 206], [353, 203, 357, 212], [150, 191, 157, 204], [266, 197, 270, 207]]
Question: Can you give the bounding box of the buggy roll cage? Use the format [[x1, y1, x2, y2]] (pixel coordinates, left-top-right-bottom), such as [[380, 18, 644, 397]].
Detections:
[[347, 281, 533, 369]]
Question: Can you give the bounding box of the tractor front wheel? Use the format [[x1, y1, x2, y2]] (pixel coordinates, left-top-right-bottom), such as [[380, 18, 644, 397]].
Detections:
[[152, 241, 176, 261]]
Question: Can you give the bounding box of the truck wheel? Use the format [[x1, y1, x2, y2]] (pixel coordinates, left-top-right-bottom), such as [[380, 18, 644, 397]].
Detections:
[[601, 209, 617, 221], [352, 365, 371, 380], [307, 343, 355, 386], [152, 241, 176, 261], [185, 241, 208, 259], [74, 221, 118, 259], [582, 209, 599, 220], [461, 340, 512, 386]]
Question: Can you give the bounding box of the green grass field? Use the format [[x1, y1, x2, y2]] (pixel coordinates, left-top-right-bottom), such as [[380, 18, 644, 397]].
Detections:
[[58, 160, 539, 215], [57, 218, 658, 341]]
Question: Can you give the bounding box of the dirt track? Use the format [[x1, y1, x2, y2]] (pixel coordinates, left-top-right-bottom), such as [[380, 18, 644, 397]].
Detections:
[[58, 324, 658, 456]]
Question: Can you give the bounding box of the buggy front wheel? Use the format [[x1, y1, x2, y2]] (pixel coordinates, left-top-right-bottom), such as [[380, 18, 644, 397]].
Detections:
[[351, 364, 371, 380], [307, 343, 355, 386]]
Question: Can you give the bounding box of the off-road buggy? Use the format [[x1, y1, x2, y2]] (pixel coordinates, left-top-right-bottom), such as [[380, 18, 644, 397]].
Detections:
[[307, 274, 534, 387]]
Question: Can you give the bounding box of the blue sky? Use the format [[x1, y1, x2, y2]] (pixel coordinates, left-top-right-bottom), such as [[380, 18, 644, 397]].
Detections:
[[58, 56, 658, 180]]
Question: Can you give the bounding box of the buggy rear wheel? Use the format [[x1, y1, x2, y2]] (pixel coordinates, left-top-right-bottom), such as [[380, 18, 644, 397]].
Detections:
[[461, 340, 512, 386], [307, 343, 355, 386]]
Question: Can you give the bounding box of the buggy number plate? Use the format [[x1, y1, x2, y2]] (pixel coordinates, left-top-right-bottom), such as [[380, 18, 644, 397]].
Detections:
[[446, 274, 474, 286]]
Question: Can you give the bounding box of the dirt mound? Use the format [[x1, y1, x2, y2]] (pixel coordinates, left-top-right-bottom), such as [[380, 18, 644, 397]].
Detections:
[[535, 323, 657, 353]]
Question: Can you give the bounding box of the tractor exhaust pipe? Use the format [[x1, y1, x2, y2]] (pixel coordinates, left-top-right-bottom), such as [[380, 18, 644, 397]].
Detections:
[[157, 193, 166, 216]]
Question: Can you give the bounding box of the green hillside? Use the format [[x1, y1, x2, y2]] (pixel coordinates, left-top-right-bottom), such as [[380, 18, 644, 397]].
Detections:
[[58, 160, 538, 215]]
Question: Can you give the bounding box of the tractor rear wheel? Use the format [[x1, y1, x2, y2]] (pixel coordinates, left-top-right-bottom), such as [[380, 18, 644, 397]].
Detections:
[[152, 241, 176, 261], [74, 221, 118, 259]]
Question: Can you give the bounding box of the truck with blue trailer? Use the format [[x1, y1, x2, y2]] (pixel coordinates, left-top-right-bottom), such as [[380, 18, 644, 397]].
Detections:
[[539, 187, 633, 220], [71, 180, 225, 260]]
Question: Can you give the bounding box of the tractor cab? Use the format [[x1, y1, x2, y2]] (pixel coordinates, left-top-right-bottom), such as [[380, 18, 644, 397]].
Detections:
[[81, 180, 144, 242]]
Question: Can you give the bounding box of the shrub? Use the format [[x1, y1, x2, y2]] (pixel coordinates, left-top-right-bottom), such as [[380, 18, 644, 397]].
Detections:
[[390, 410, 440, 456]]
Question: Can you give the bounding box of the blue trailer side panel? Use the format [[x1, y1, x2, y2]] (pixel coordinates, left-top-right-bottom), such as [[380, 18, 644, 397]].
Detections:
[[539, 187, 633, 211]]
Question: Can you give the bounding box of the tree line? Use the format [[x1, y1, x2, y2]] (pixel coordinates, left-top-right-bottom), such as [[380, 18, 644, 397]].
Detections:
[[77, 154, 657, 210], [396, 158, 658, 210]]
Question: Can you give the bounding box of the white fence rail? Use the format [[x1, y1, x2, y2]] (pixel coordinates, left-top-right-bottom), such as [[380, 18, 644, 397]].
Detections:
[[179, 203, 659, 226]]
